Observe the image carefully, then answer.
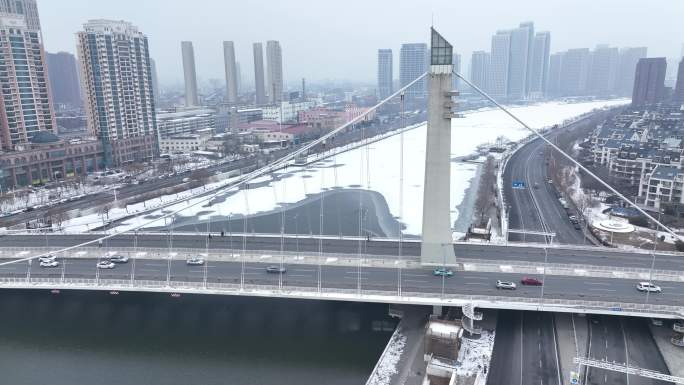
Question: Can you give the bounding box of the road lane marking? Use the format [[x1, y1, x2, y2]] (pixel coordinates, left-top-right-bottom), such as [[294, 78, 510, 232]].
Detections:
[[588, 288, 616, 292]]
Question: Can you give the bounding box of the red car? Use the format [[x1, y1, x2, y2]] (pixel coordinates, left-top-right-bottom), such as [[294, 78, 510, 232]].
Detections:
[[521, 277, 543, 286]]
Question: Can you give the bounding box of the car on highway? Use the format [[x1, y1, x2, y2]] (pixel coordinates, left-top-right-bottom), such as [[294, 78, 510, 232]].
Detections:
[[433, 267, 454, 277], [97, 261, 116, 269], [636, 282, 662, 293], [39, 260, 59, 268], [521, 277, 543, 286], [110, 255, 129, 263], [186, 257, 205, 266], [39, 255, 56, 263], [495, 280, 517, 290], [266, 265, 286, 274]]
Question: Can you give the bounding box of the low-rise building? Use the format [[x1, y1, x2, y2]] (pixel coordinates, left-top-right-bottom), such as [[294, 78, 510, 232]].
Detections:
[[156, 108, 216, 138], [261, 100, 316, 123], [0, 132, 103, 188]]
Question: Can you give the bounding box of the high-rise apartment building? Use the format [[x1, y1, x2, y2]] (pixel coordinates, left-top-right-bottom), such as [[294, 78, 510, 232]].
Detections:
[[0, 0, 40, 30], [223, 41, 238, 104], [632, 57, 667, 106], [528, 32, 550, 98], [0, 13, 55, 150], [587, 45, 619, 96], [253, 42, 266, 105], [235, 61, 242, 94], [266, 40, 283, 104], [546, 52, 563, 96], [469, 51, 490, 93], [560, 48, 591, 96], [46, 51, 81, 109], [77, 20, 157, 165], [616, 47, 647, 96], [150, 58, 160, 106], [377, 49, 393, 99], [452, 52, 462, 90], [181, 41, 199, 107], [506, 23, 533, 100], [490, 30, 511, 99], [399, 43, 428, 100], [674, 58, 684, 104]]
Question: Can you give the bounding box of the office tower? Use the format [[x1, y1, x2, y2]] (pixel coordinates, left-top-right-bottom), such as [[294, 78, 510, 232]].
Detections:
[[266, 40, 283, 104], [377, 49, 393, 99], [0, 0, 40, 30], [490, 30, 511, 99], [452, 52, 462, 90], [253, 43, 266, 105], [616, 47, 648, 96], [587, 45, 619, 96], [301, 78, 306, 99], [0, 13, 55, 150], [77, 20, 157, 165], [399, 43, 428, 100], [150, 58, 160, 106], [546, 52, 563, 96], [181, 41, 199, 106], [223, 41, 238, 104], [46, 51, 81, 109], [560, 48, 591, 95], [632, 57, 667, 106], [674, 58, 684, 104], [507, 23, 532, 100], [528, 32, 550, 98], [469, 51, 490, 92], [235, 61, 242, 94]]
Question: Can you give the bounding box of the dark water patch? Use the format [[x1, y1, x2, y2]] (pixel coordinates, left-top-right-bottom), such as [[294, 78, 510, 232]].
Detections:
[[0, 290, 394, 385]]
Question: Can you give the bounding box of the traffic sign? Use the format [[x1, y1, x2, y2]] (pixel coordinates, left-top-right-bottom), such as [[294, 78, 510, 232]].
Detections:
[[512, 181, 526, 189]]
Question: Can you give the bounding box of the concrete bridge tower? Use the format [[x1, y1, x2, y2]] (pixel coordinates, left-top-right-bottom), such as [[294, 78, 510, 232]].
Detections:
[[421, 28, 458, 265]]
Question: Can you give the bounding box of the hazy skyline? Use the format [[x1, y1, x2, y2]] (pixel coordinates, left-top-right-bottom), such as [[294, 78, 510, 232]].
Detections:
[[37, 0, 684, 87]]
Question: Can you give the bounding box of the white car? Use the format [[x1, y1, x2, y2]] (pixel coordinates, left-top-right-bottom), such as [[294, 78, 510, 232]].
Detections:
[[496, 280, 517, 290], [97, 261, 116, 269], [110, 255, 129, 263], [186, 257, 205, 266], [39, 255, 56, 263], [40, 260, 59, 268], [636, 282, 662, 293]]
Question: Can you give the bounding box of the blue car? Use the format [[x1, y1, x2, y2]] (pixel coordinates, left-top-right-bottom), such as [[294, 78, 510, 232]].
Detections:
[[433, 268, 453, 277]]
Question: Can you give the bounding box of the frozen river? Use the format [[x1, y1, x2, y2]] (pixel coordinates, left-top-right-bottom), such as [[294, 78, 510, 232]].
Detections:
[[64, 99, 628, 237]]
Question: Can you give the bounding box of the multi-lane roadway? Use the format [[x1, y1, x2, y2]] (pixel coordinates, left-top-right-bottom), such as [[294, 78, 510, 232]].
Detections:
[[504, 115, 606, 245], [2, 233, 683, 272]]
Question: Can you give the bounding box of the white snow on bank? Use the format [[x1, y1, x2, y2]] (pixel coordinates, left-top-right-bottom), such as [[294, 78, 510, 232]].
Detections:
[[56, 99, 628, 235], [454, 330, 495, 377], [367, 330, 407, 385]]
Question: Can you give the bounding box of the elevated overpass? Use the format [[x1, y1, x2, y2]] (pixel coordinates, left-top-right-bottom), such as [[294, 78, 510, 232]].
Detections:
[[0, 233, 682, 319]]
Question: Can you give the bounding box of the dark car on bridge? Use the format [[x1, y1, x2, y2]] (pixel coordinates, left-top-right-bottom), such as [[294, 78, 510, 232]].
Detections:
[[266, 266, 286, 274], [520, 277, 543, 286]]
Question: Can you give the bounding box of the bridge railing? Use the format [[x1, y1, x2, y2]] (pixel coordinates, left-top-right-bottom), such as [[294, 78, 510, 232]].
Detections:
[[2, 277, 681, 319]]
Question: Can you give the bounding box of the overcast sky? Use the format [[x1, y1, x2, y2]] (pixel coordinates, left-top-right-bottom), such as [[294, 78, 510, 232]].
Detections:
[[37, 0, 684, 87]]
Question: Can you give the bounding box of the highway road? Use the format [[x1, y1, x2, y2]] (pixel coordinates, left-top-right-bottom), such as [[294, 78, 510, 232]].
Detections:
[[584, 315, 672, 385], [2, 233, 684, 272], [504, 115, 605, 245], [487, 310, 561, 385], [1, 255, 684, 308]]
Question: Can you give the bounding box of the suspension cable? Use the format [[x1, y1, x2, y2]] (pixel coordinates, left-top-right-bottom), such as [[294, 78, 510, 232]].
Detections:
[[0, 73, 429, 268], [453, 70, 681, 242]]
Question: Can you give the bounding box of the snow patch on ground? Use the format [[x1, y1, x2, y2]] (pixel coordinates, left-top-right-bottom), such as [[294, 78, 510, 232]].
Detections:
[[367, 330, 407, 385], [53, 99, 628, 236], [454, 330, 496, 377]]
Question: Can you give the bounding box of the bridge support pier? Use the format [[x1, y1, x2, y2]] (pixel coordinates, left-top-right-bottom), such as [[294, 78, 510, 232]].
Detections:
[[421, 28, 457, 266]]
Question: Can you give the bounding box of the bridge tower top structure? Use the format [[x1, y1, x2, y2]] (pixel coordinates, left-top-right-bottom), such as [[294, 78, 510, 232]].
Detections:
[[421, 28, 458, 265]]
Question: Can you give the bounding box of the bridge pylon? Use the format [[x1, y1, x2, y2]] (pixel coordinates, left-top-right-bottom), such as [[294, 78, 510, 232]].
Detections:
[[421, 28, 457, 265]]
